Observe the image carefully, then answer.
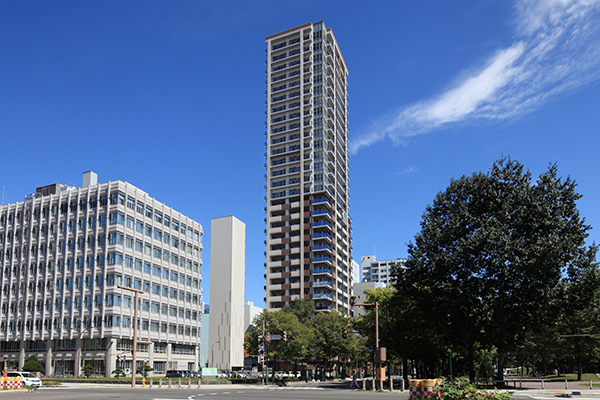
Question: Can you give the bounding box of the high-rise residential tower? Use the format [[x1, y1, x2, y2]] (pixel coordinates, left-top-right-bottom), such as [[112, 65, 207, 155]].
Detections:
[[264, 22, 351, 314]]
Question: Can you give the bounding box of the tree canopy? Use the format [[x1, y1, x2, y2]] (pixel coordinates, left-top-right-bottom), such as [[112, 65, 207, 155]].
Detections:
[[22, 355, 44, 374], [393, 158, 598, 380], [245, 300, 362, 373]]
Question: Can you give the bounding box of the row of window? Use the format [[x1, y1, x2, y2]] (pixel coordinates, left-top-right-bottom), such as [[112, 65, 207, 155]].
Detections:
[[0, 317, 199, 337], [0, 194, 201, 242]]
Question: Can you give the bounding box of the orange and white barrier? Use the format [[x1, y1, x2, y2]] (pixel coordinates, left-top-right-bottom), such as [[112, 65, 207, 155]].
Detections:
[[0, 377, 23, 389], [409, 379, 442, 399]]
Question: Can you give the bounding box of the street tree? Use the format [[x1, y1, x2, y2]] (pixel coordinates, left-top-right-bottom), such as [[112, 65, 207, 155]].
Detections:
[[22, 355, 45, 374], [395, 158, 596, 381], [555, 245, 600, 380], [310, 310, 358, 375]]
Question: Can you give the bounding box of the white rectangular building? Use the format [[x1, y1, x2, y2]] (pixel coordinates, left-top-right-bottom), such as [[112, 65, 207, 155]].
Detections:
[[0, 172, 203, 377], [208, 216, 245, 370]]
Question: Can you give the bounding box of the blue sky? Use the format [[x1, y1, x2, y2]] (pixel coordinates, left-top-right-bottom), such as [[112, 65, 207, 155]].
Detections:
[[2, 0, 600, 308]]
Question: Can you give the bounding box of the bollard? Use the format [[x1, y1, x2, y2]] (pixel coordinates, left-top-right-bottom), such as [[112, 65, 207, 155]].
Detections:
[[541, 380, 544, 389], [390, 378, 394, 392], [370, 378, 375, 392], [169, 379, 172, 388], [590, 379, 593, 390], [566, 379, 568, 390], [198, 379, 201, 388], [150, 378, 153, 388], [159, 379, 162, 388], [400, 378, 404, 391], [142, 378, 146, 388], [179, 378, 182, 389], [361, 378, 365, 391], [188, 378, 191, 389]]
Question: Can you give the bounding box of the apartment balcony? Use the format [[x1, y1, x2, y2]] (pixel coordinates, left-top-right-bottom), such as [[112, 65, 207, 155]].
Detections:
[[313, 280, 332, 288], [270, 249, 283, 257], [313, 209, 332, 220], [270, 215, 283, 223], [313, 268, 332, 277], [269, 203, 283, 212], [313, 292, 333, 301], [269, 226, 283, 234], [313, 244, 332, 255]]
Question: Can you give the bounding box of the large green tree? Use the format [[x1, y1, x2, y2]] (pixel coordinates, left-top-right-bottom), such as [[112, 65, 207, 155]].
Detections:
[[395, 158, 596, 381]]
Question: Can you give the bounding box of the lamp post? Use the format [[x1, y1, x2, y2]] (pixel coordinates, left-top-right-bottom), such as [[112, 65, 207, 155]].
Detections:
[[353, 300, 380, 390], [211, 341, 220, 369], [117, 285, 148, 388], [71, 327, 91, 377]]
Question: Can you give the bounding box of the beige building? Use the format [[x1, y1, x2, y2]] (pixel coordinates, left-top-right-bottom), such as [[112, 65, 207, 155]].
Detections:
[[264, 22, 352, 314], [0, 172, 203, 377], [208, 216, 245, 370]]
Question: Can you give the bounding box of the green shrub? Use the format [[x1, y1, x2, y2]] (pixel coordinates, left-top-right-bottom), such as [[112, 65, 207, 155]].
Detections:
[[435, 377, 512, 400]]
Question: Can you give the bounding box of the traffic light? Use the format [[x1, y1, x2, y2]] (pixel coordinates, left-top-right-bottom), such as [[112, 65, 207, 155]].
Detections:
[[342, 327, 347, 339], [282, 331, 287, 342]]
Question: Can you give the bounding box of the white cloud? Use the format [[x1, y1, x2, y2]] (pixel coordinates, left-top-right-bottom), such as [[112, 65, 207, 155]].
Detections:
[[350, 0, 600, 154]]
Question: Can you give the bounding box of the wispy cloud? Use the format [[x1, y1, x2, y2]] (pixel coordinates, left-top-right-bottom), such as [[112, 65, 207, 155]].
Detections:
[[391, 166, 418, 176], [350, 0, 600, 154]]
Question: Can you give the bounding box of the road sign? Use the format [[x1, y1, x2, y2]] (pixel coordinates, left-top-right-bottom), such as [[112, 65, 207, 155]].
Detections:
[[272, 334, 281, 340], [259, 349, 264, 355], [265, 333, 272, 342], [259, 345, 264, 349]]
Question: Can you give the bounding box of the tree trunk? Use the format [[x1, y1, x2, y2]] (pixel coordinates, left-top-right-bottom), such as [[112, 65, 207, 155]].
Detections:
[[468, 344, 475, 382], [496, 352, 505, 386]]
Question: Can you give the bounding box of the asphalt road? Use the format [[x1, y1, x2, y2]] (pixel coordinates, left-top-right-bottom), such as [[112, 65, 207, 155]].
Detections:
[[5, 380, 600, 400], [1, 385, 405, 400]]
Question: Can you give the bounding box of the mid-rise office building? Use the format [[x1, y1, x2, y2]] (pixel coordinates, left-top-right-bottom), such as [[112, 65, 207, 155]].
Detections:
[[0, 172, 203, 377], [264, 22, 352, 314]]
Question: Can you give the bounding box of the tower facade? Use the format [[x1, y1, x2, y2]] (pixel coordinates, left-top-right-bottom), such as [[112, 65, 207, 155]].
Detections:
[[264, 22, 351, 314]]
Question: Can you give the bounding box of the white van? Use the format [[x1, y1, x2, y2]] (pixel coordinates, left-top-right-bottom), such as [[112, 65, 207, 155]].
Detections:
[[6, 371, 43, 387]]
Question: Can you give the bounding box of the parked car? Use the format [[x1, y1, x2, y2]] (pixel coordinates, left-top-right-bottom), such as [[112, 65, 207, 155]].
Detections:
[[187, 371, 201, 378], [216, 370, 229, 378], [6, 371, 42, 387], [165, 370, 187, 378]]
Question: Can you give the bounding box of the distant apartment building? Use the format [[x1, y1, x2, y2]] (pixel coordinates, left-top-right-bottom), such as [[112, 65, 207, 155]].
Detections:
[[264, 21, 352, 314], [360, 255, 406, 286], [0, 172, 203, 377], [352, 281, 386, 317]]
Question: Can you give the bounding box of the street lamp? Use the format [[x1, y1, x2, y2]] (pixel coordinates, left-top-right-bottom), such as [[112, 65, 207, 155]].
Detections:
[[353, 300, 381, 390], [211, 341, 220, 369], [71, 327, 91, 377], [117, 285, 150, 388]]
